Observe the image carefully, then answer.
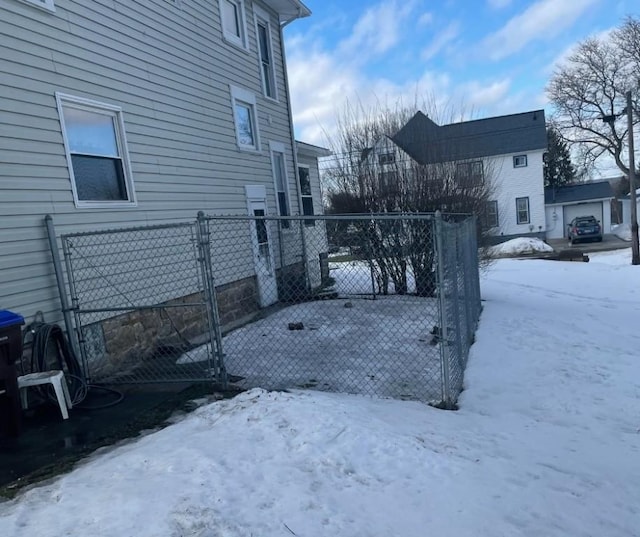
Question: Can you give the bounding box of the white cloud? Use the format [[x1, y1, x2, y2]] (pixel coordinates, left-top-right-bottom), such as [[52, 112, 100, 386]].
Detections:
[[337, 0, 418, 59], [482, 0, 601, 61], [544, 26, 615, 75], [487, 0, 512, 8], [421, 21, 460, 61], [418, 12, 434, 26]]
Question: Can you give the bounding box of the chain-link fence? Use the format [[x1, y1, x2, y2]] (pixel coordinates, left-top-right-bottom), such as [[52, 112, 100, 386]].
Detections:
[[54, 212, 480, 406]]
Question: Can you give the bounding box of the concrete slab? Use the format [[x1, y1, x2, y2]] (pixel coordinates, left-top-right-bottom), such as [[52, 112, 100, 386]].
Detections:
[[546, 234, 630, 253]]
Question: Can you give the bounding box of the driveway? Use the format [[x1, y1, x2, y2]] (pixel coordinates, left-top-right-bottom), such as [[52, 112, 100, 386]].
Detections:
[[546, 233, 629, 253]]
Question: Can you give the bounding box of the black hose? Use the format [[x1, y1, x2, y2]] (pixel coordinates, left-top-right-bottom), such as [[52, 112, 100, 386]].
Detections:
[[24, 316, 123, 410]]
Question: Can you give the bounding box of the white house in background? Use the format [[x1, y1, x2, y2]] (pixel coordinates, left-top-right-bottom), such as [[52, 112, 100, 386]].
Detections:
[[620, 188, 640, 227], [0, 0, 325, 333], [389, 110, 548, 242], [544, 181, 615, 239]]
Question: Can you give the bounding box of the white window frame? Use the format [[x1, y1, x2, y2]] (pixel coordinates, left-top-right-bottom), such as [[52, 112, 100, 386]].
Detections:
[[254, 6, 278, 101], [16, 0, 55, 12], [55, 92, 137, 209], [298, 164, 315, 227], [513, 154, 528, 168], [219, 0, 248, 50], [516, 197, 530, 225], [270, 141, 291, 229], [230, 85, 260, 151]]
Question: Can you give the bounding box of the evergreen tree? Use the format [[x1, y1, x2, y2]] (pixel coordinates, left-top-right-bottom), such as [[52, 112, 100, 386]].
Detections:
[[544, 127, 576, 187]]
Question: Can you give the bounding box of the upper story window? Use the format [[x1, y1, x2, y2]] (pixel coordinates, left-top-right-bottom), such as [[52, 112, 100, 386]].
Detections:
[[456, 160, 484, 187], [56, 93, 136, 208], [513, 155, 528, 168], [230, 86, 260, 151], [255, 7, 277, 99], [17, 0, 55, 11], [271, 142, 290, 228], [220, 0, 248, 49], [378, 153, 395, 165]]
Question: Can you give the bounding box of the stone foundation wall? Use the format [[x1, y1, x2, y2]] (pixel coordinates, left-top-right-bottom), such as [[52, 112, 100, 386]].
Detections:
[[85, 275, 260, 378]]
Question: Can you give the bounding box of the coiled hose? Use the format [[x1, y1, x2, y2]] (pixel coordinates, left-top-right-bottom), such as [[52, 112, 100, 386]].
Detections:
[[22, 315, 123, 410]]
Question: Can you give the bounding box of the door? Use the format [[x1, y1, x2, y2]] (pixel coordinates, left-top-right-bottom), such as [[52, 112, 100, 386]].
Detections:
[[563, 202, 603, 237], [246, 187, 278, 307]]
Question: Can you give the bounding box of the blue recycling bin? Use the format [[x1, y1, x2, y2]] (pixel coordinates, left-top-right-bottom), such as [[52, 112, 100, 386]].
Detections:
[[0, 310, 25, 438]]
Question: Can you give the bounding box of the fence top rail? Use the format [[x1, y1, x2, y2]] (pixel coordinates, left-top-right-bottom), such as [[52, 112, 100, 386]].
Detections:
[[59, 220, 196, 240], [203, 213, 458, 222]]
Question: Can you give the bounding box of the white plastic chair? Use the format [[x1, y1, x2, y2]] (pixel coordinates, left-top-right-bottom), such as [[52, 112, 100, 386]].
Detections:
[[18, 370, 73, 420]]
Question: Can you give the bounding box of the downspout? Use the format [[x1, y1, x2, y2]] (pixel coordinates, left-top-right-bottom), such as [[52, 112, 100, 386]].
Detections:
[[280, 15, 311, 291]]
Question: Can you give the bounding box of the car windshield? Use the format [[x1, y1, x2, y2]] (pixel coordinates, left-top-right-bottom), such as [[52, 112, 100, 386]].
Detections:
[[576, 219, 597, 227]]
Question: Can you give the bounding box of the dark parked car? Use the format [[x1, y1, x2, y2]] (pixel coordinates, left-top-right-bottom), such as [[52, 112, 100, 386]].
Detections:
[[567, 216, 602, 244]]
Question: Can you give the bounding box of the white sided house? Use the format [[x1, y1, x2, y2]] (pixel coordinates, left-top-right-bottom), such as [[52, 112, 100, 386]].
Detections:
[[388, 110, 547, 242], [1, 0, 331, 368]]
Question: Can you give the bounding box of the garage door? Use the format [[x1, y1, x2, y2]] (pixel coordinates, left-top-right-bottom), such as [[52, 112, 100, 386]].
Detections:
[[563, 202, 603, 237]]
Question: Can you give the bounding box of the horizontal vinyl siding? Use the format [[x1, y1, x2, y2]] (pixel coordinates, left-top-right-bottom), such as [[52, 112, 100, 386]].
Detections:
[[0, 0, 299, 322]]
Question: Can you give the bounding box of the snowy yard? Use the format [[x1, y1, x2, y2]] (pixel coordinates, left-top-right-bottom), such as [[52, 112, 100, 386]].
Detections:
[[1, 249, 639, 536]]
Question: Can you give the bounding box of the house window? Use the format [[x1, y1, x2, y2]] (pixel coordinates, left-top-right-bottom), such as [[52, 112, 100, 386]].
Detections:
[[484, 200, 499, 229], [255, 8, 277, 99], [298, 166, 315, 227], [378, 153, 395, 165], [513, 155, 528, 168], [271, 144, 290, 228], [56, 93, 136, 207], [516, 197, 530, 224], [220, 0, 247, 48], [230, 86, 259, 150], [456, 161, 484, 187], [17, 0, 55, 11], [378, 171, 399, 196], [611, 199, 623, 225]]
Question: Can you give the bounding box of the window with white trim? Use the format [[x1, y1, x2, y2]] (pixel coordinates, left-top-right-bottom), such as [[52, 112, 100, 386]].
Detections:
[[18, 0, 55, 12], [271, 143, 290, 228], [298, 165, 315, 226], [513, 154, 528, 168], [56, 93, 136, 207], [219, 0, 247, 49], [516, 197, 530, 224], [230, 86, 260, 151], [484, 200, 499, 229], [255, 7, 277, 99]]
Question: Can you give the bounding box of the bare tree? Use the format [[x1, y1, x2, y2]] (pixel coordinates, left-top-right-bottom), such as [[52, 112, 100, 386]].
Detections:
[[323, 100, 494, 297], [547, 17, 640, 176]]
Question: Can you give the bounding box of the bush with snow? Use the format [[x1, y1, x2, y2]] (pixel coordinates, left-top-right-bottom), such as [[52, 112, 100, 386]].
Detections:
[[488, 237, 554, 257]]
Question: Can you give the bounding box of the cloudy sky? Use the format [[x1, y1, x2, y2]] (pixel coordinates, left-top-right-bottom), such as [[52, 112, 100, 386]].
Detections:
[[284, 0, 635, 147]]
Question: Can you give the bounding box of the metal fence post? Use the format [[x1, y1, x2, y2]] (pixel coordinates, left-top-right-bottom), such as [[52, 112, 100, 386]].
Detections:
[[435, 211, 453, 409], [196, 212, 227, 388]]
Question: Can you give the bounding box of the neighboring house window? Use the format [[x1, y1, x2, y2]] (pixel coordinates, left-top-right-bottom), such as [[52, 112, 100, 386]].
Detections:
[[378, 170, 399, 196], [484, 200, 499, 229], [298, 165, 315, 227], [230, 86, 259, 150], [456, 161, 484, 187], [255, 7, 277, 99], [56, 93, 136, 207], [513, 155, 528, 168], [271, 143, 290, 228], [18, 0, 55, 11], [516, 197, 530, 224], [220, 0, 247, 48], [378, 153, 395, 165]]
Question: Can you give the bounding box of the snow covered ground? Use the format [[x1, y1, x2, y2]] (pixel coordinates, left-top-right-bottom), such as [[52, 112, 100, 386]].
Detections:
[[488, 236, 554, 257], [1, 248, 639, 536]]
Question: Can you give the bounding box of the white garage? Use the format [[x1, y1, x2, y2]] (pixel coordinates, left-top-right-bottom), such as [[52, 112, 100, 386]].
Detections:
[[544, 182, 614, 240]]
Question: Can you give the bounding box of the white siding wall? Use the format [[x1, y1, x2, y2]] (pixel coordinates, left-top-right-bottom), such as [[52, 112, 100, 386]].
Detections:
[[545, 206, 565, 239], [298, 149, 328, 289], [0, 0, 302, 322], [488, 150, 546, 238]]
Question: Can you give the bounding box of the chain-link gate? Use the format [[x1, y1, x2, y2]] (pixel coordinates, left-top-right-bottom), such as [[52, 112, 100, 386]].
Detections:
[[53, 212, 480, 406], [59, 222, 224, 385]]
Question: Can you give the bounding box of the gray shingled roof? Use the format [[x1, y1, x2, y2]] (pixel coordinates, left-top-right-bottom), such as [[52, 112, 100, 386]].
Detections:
[[392, 110, 547, 164], [544, 181, 614, 205]]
